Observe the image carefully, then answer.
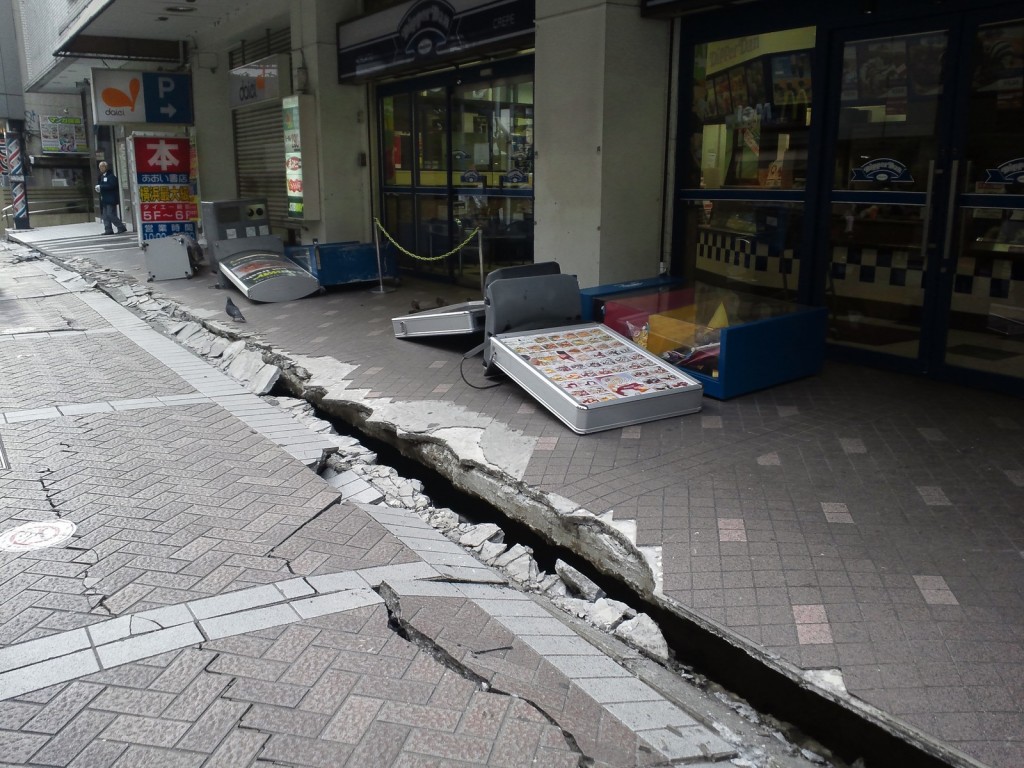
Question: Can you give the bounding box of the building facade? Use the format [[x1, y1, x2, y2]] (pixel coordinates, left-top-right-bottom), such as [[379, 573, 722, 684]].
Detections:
[[10, 0, 1024, 394]]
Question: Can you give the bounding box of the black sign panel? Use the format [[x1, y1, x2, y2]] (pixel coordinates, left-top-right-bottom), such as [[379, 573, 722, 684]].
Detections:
[[338, 0, 534, 81]]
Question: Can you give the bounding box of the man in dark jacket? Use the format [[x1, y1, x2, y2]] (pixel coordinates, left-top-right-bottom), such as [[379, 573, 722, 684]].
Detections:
[[96, 161, 128, 234]]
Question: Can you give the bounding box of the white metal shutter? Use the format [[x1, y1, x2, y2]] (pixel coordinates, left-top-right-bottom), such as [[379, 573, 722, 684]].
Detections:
[[233, 102, 288, 229]]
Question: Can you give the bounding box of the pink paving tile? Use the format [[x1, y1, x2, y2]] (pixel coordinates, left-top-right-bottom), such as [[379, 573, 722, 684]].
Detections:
[[913, 575, 950, 591], [518, 403, 537, 415], [796, 623, 834, 645], [792, 604, 828, 624], [719, 529, 747, 542], [718, 518, 747, 542], [431, 384, 452, 395], [824, 511, 855, 524], [919, 589, 959, 606]]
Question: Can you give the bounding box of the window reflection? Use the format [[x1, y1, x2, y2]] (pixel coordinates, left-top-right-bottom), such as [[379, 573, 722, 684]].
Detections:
[[378, 68, 534, 286], [689, 28, 815, 192]]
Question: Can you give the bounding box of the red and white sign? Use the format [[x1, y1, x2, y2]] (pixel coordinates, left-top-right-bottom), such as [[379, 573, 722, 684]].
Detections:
[[135, 137, 190, 174], [132, 135, 198, 241]]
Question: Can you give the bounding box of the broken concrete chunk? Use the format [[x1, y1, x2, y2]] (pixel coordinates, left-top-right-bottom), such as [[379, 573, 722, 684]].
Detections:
[[428, 508, 459, 533], [505, 553, 539, 584], [248, 364, 281, 395], [588, 597, 634, 631], [614, 613, 669, 662], [555, 559, 605, 602], [492, 543, 532, 570], [459, 523, 504, 549], [477, 540, 508, 564]]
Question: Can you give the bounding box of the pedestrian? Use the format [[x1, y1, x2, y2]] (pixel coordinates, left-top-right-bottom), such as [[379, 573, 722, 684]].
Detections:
[[95, 161, 128, 235]]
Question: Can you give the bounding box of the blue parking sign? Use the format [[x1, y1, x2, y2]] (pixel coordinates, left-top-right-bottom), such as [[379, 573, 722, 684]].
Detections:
[[142, 72, 193, 125]]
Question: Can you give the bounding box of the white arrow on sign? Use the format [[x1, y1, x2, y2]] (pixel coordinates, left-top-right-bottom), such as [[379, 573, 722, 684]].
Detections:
[[160, 104, 177, 118]]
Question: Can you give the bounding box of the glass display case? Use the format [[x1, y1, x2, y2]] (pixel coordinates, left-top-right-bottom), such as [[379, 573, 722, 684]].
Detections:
[[601, 282, 827, 399]]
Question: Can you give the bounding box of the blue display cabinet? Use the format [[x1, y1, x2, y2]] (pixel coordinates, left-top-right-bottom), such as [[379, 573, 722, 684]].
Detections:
[[603, 284, 827, 400], [285, 241, 397, 287]]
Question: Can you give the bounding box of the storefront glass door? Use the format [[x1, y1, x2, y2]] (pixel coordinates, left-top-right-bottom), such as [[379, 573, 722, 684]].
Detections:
[[378, 59, 534, 288], [827, 14, 1024, 386]]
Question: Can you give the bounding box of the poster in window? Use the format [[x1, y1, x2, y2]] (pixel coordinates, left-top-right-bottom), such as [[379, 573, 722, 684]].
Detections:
[[772, 53, 812, 108], [713, 74, 733, 116], [907, 34, 947, 97], [973, 23, 1024, 109], [856, 40, 908, 101], [840, 45, 859, 102], [700, 79, 716, 120], [745, 61, 767, 106], [728, 67, 749, 108]]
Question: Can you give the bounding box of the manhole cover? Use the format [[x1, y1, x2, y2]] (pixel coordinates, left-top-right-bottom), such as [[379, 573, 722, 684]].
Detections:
[[0, 520, 77, 552]]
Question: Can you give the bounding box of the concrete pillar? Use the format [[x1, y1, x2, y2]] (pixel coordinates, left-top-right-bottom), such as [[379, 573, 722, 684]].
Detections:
[[535, 0, 671, 287], [292, 0, 371, 244]]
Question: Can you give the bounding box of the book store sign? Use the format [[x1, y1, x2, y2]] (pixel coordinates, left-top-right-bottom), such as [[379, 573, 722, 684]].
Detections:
[[338, 0, 534, 81], [230, 54, 290, 109]]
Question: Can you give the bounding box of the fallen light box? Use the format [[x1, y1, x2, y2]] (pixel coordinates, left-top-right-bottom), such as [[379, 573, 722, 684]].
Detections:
[[392, 301, 486, 338], [488, 323, 703, 434]]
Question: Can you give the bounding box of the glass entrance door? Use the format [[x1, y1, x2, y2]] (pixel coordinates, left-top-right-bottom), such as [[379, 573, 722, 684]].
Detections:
[[826, 13, 1024, 387], [378, 59, 535, 289]]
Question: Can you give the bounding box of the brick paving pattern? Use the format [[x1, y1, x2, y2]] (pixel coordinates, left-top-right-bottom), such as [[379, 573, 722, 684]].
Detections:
[[4, 227, 1024, 767]]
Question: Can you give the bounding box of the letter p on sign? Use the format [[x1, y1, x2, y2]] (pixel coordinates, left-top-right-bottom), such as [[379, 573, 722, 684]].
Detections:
[[158, 76, 175, 99]]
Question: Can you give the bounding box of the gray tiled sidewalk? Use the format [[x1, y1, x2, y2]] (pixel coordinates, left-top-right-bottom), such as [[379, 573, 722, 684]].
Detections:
[[8, 223, 1024, 767], [0, 240, 773, 767]]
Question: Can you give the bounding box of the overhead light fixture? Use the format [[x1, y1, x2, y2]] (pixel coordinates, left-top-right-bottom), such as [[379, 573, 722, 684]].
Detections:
[[164, 5, 197, 12]]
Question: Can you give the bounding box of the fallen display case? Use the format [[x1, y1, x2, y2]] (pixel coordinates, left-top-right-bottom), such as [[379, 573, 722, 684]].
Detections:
[[392, 300, 486, 338], [488, 323, 703, 434], [602, 283, 827, 399]]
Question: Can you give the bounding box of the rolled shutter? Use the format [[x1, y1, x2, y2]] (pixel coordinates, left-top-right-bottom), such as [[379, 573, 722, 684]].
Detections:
[[233, 102, 288, 230]]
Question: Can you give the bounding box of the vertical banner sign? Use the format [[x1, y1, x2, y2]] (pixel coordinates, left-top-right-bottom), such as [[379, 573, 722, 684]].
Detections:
[[4, 131, 30, 229], [132, 135, 198, 241], [282, 96, 303, 219], [281, 95, 320, 220]]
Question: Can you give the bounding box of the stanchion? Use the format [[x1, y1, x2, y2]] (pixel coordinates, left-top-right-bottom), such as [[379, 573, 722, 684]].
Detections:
[[478, 229, 485, 296], [368, 221, 395, 294]]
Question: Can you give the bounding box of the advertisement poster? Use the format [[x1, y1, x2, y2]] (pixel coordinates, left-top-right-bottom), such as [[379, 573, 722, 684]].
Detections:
[[973, 23, 1024, 109], [500, 326, 693, 406], [772, 52, 812, 105], [855, 41, 907, 101], [217, 250, 320, 302], [132, 135, 198, 241], [282, 95, 303, 219], [39, 115, 87, 153]]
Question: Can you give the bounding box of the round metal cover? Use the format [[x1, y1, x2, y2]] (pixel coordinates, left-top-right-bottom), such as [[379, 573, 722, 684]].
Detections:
[[0, 520, 77, 552]]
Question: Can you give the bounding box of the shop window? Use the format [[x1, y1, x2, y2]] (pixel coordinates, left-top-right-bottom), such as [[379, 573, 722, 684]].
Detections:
[[378, 63, 534, 287], [688, 27, 816, 192]]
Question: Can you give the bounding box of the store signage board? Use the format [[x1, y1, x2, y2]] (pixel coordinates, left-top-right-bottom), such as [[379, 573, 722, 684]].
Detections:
[[490, 323, 703, 434], [337, 0, 535, 81], [230, 54, 290, 109], [130, 134, 198, 242], [91, 69, 193, 124], [281, 95, 320, 220], [218, 251, 320, 302]]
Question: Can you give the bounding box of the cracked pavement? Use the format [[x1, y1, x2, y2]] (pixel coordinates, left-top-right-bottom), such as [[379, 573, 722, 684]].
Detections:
[[0, 242, 837, 766]]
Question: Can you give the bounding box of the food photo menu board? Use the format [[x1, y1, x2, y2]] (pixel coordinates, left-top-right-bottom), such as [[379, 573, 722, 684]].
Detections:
[[490, 324, 703, 434]]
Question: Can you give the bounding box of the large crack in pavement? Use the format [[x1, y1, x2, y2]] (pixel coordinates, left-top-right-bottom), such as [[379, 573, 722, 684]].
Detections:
[[377, 581, 594, 768]]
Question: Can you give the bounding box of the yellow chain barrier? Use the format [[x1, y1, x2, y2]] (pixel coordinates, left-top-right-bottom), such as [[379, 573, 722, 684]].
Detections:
[[374, 217, 480, 262]]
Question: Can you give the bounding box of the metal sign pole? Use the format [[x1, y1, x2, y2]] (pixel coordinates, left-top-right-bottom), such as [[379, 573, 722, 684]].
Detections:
[[368, 219, 395, 294]]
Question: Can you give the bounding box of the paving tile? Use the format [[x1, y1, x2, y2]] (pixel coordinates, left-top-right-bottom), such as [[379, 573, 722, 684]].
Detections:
[[0, 650, 99, 700]]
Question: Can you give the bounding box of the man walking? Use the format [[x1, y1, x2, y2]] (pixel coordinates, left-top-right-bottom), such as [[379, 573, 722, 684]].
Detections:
[[96, 161, 128, 234]]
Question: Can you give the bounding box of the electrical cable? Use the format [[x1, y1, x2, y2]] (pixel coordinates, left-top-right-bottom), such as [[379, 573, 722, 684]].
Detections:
[[459, 343, 502, 390]]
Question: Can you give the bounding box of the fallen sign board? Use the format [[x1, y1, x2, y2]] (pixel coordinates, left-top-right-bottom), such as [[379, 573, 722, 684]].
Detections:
[[392, 301, 486, 338], [489, 323, 703, 434], [218, 250, 320, 302]]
